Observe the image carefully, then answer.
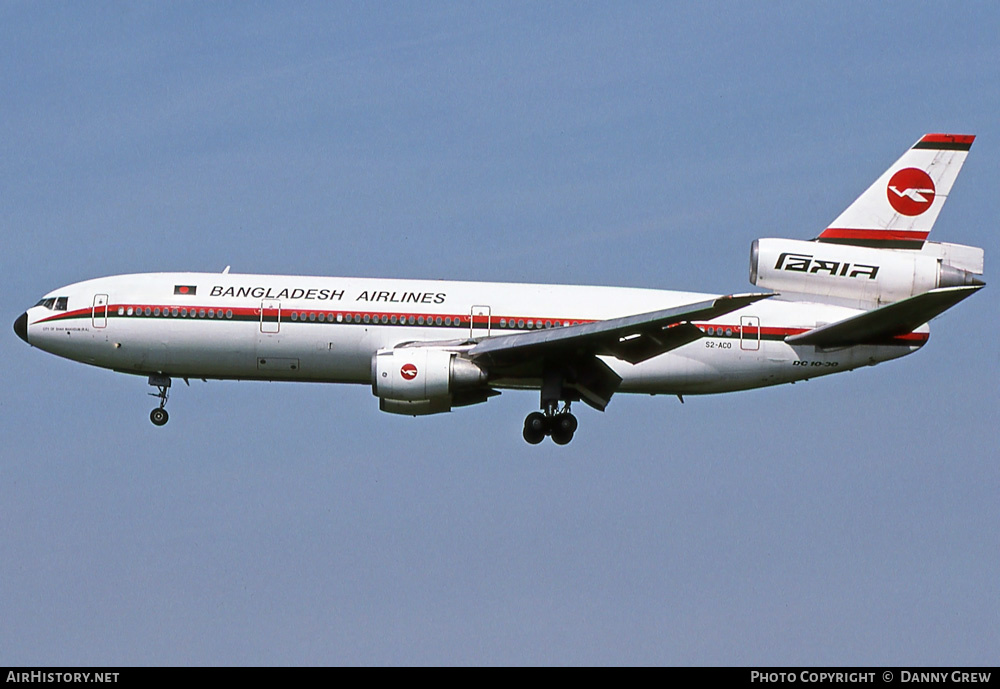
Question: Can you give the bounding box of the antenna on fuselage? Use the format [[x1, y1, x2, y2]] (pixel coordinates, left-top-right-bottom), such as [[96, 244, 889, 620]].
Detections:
[[222, 265, 231, 274]]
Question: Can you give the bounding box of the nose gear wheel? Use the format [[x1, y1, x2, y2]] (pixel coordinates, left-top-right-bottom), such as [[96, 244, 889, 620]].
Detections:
[[147, 375, 171, 426]]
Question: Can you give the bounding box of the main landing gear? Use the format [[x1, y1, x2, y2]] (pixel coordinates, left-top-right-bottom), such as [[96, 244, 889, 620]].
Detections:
[[523, 403, 578, 445], [522, 368, 585, 445], [148, 374, 171, 426]]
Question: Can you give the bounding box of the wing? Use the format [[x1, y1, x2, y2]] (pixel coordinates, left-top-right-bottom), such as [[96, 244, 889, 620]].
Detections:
[[468, 292, 773, 411], [785, 285, 982, 348], [471, 292, 772, 365]]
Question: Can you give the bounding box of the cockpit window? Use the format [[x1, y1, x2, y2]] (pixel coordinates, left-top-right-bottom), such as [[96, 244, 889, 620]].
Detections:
[[34, 297, 68, 311]]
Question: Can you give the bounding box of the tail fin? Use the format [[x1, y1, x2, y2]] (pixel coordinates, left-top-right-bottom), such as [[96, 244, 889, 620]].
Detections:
[[816, 133, 974, 250]]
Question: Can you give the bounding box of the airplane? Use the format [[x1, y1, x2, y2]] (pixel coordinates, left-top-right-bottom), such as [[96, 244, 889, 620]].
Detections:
[[13, 133, 985, 444]]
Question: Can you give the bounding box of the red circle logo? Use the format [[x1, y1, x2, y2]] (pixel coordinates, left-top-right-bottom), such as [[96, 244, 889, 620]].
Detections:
[[400, 363, 418, 380], [886, 168, 935, 216]]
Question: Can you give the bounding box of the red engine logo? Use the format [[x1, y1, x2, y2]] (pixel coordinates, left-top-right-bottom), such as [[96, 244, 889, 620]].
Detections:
[[886, 168, 935, 216], [400, 363, 418, 380]]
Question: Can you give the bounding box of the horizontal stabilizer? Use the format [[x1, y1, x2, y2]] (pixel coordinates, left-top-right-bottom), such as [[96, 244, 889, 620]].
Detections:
[[785, 285, 983, 348]]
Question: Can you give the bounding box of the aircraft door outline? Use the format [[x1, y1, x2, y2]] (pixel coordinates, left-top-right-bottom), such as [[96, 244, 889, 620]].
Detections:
[[470, 305, 491, 339], [740, 315, 760, 351], [260, 300, 281, 333], [92, 294, 108, 328]]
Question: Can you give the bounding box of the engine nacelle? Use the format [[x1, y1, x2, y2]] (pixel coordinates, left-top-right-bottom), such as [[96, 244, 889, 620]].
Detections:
[[372, 347, 490, 416], [750, 238, 983, 304]]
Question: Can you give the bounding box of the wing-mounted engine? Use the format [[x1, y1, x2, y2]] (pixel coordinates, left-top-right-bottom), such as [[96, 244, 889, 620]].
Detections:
[[750, 238, 983, 305], [372, 347, 495, 415]]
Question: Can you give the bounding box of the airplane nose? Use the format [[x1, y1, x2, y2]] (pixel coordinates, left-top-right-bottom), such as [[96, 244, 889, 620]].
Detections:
[[13, 312, 28, 344]]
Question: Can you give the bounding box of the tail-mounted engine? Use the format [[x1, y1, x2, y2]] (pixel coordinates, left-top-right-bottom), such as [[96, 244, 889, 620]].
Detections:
[[750, 238, 983, 304], [372, 347, 494, 415]]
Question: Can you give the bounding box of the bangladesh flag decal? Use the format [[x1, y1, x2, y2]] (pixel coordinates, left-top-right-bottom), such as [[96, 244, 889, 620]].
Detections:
[[174, 285, 197, 295]]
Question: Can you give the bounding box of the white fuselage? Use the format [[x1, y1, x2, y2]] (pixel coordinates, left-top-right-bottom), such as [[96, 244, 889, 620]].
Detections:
[[22, 271, 924, 397]]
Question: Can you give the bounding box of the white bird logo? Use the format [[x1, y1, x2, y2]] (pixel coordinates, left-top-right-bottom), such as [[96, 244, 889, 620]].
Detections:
[[888, 186, 934, 204]]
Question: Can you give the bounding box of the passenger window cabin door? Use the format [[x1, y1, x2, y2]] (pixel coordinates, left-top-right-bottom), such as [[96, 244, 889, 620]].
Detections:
[[92, 294, 108, 328], [260, 300, 281, 333], [470, 305, 491, 340], [740, 315, 760, 351]]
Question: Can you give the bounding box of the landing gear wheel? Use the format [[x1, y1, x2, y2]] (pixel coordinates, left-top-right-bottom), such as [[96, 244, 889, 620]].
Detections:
[[523, 411, 547, 444], [550, 413, 577, 445], [523, 425, 545, 444], [147, 375, 172, 426], [555, 412, 578, 436], [551, 429, 573, 445]]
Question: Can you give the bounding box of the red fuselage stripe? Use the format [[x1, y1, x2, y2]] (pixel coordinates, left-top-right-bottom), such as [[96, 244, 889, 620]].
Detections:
[[32, 304, 929, 344]]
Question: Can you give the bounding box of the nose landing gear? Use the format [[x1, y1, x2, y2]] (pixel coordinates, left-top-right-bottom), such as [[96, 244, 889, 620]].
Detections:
[[148, 375, 171, 426]]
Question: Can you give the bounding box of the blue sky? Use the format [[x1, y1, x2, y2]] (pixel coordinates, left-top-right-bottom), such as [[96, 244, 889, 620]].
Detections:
[[2, 2, 997, 665]]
